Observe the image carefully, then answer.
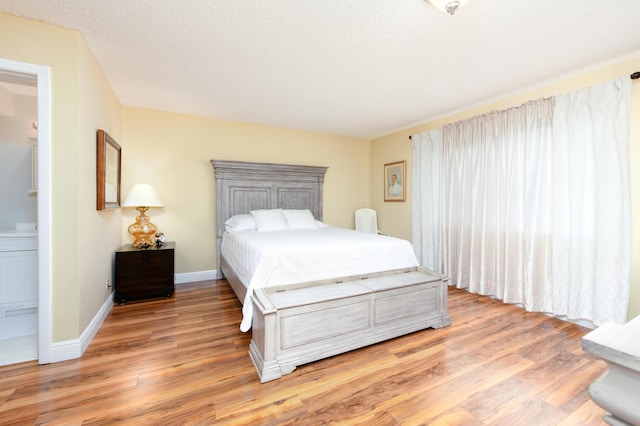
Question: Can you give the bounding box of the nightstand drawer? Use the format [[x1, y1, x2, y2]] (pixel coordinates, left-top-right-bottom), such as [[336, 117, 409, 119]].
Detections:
[[114, 242, 175, 303], [114, 276, 174, 303], [115, 250, 173, 278]]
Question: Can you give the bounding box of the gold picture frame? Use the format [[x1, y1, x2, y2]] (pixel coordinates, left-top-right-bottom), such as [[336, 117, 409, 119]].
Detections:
[[384, 160, 406, 202], [96, 129, 121, 210]]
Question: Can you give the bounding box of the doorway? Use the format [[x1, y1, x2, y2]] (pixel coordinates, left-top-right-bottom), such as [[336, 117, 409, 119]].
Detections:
[[0, 58, 52, 365]]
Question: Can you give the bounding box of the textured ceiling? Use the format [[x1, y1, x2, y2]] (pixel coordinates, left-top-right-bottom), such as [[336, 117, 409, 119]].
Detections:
[[1, 0, 639, 139]]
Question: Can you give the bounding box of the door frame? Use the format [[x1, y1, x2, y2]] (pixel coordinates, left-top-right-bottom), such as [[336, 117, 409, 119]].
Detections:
[[0, 58, 52, 363]]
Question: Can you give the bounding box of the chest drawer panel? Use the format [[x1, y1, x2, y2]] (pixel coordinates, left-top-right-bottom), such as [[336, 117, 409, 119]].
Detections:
[[116, 250, 173, 273], [114, 243, 175, 303]]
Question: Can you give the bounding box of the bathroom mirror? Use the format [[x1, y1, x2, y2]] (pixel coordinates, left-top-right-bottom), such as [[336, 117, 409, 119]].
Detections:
[[96, 129, 121, 210]]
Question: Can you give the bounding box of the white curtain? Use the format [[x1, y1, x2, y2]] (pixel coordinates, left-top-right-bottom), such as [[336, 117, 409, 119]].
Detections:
[[412, 78, 632, 326], [412, 128, 443, 273], [551, 79, 632, 325]]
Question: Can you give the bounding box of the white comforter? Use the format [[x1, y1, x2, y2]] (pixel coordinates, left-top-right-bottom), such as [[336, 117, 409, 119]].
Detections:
[[221, 226, 419, 331]]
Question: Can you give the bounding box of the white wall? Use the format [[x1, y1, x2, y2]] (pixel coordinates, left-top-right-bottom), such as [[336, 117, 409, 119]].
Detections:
[[0, 92, 37, 231]]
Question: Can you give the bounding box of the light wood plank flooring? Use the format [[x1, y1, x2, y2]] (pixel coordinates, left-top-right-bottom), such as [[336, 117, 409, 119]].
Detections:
[[0, 280, 608, 425]]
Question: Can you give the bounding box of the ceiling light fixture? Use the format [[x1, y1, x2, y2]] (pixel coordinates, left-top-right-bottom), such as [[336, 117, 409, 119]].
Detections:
[[426, 0, 469, 15]]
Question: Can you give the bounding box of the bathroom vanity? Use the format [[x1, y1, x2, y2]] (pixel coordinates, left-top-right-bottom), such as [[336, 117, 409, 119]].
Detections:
[[0, 230, 38, 339]]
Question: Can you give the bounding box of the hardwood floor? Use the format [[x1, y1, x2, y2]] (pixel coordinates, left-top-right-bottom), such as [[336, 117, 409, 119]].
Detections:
[[0, 280, 608, 425]]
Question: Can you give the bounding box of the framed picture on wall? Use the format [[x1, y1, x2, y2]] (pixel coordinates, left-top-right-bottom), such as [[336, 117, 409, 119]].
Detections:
[[96, 129, 121, 210], [384, 160, 405, 202]]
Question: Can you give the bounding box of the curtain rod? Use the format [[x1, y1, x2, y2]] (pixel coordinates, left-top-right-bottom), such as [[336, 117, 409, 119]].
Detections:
[[408, 71, 640, 140]]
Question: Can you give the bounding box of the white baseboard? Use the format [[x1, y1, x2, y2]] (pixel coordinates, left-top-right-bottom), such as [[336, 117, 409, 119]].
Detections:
[[49, 292, 113, 363], [175, 269, 217, 284], [47, 270, 217, 363]]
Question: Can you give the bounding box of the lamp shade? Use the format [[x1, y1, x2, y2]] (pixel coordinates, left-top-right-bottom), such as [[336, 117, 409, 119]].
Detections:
[[122, 184, 163, 208]]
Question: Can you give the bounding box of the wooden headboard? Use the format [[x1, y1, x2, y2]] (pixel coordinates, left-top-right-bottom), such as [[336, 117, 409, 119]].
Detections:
[[211, 160, 328, 278]]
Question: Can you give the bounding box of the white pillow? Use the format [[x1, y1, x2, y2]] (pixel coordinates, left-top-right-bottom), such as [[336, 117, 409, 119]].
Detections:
[[224, 214, 256, 232], [284, 209, 318, 230], [250, 209, 290, 231]]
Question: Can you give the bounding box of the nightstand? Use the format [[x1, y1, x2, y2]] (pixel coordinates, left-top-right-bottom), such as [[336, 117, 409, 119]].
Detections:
[[114, 242, 175, 303]]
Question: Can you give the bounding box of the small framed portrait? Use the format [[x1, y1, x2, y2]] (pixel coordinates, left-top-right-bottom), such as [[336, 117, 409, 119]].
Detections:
[[384, 160, 405, 202]]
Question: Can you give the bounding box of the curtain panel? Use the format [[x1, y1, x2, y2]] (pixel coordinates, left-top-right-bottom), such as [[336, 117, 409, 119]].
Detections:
[[551, 78, 632, 325], [412, 78, 632, 326], [411, 128, 443, 273]]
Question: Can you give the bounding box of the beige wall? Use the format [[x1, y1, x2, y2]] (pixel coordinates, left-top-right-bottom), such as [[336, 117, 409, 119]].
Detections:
[[0, 13, 123, 341], [77, 37, 123, 333], [0, 12, 370, 344], [2, 10, 638, 349], [371, 53, 640, 320], [121, 107, 370, 274]]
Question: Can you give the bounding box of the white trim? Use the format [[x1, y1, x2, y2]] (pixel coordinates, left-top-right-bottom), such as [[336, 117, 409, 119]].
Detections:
[[49, 339, 82, 363], [47, 271, 218, 364], [80, 292, 114, 354], [49, 293, 114, 363], [0, 58, 52, 365], [174, 270, 217, 284], [47, 271, 219, 363]]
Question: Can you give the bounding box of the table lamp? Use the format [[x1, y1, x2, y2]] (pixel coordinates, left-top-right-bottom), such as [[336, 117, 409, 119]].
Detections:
[[122, 183, 163, 249]]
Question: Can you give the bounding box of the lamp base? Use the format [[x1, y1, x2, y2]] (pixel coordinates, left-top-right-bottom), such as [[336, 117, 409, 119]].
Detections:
[[128, 207, 158, 249]]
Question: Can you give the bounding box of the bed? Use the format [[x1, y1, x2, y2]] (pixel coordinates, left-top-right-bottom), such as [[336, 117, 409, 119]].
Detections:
[[212, 159, 451, 382]]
